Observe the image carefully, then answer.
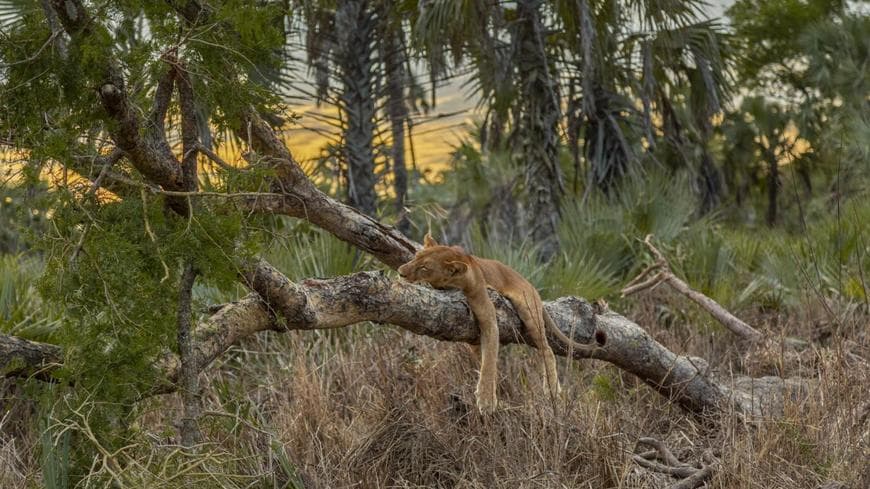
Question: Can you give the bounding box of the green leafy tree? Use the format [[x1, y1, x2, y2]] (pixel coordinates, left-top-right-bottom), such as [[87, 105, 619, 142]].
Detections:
[[724, 0, 868, 223]]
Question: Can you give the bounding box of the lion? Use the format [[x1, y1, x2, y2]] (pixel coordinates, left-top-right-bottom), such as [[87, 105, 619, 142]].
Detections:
[[398, 234, 605, 414]]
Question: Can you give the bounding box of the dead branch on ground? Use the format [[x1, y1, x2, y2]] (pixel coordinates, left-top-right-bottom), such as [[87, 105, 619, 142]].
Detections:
[[622, 234, 764, 342], [633, 437, 718, 489]]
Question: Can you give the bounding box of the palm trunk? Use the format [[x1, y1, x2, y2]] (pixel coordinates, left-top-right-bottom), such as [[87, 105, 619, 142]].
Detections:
[[337, 0, 377, 217], [766, 148, 779, 227], [383, 23, 410, 233], [697, 150, 722, 215], [515, 0, 563, 261]]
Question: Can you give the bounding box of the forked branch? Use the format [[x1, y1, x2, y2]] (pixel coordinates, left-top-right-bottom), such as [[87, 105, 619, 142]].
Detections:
[[622, 235, 763, 342]]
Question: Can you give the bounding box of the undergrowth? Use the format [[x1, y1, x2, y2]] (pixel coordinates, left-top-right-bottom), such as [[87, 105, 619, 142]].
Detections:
[[1, 176, 868, 488]]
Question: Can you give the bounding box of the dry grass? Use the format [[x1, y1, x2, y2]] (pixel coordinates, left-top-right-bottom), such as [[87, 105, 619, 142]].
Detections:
[[1, 294, 868, 488]]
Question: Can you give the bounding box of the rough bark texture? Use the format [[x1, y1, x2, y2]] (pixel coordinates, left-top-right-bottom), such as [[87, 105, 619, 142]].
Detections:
[[515, 0, 563, 261], [176, 263, 202, 447], [0, 334, 62, 380], [2, 272, 808, 417], [239, 111, 419, 269], [337, 0, 378, 216], [382, 19, 410, 233]]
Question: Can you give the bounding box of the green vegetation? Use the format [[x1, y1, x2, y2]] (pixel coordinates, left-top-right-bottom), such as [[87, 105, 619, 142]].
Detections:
[[0, 0, 867, 487]]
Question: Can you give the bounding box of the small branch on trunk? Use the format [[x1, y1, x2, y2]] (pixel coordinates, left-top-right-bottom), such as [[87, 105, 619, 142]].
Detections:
[[85, 148, 124, 197], [622, 235, 763, 342], [195, 143, 235, 172]]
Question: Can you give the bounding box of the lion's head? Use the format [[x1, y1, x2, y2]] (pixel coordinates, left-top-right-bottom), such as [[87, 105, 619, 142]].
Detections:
[[398, 234, 470, 289]]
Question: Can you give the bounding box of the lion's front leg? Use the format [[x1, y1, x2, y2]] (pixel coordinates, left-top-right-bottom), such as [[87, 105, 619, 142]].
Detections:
[[469, 293, 499, 415]]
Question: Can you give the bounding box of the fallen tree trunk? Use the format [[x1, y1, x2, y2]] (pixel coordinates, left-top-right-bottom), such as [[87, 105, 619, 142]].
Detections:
[[4, 269, 809, 417]]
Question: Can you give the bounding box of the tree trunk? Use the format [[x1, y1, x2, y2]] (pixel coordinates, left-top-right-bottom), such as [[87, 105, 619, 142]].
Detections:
[[515, 0, 563, 261], [766, 149, 779, 227], [383, 20, 410, 233], [3, 270, 810, 417], [176, 263, 202, 447], [337, 0, 378, 217], [697, 149, 722, 215]]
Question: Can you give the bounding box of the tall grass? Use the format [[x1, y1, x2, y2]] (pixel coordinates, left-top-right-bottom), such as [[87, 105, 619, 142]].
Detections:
[[1, 174, 868, 488], [0, 254, 59, 341]]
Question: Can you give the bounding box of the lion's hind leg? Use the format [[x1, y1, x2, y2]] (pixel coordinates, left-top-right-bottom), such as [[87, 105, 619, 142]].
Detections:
[[512, 293, 562, 401]]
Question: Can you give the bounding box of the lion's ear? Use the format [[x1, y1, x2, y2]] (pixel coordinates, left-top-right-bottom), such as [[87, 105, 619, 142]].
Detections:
[[447, 260, 468, 276], [423, 233, 439, 248]]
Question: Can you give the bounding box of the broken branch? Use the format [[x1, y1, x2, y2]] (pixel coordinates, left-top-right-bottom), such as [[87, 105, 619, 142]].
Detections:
[[622, 235, 763, 342]]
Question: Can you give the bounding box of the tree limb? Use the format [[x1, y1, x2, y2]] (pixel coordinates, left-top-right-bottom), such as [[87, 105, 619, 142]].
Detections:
[[50, 0, 185, 194], [623, 235, 764, 342], [2, 271, 810, 416], [0, 334, 63, 381], [237, 110, 419, 269]]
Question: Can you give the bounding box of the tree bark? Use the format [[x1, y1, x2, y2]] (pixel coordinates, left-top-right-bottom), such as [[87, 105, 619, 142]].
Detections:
[[337, 0, 378, 216], [515, 0, 563, 261], [176, 263, 202, 447], [383, 19, 410, 234], [0, 334, 62, 380], [2, 271, 809, 417]]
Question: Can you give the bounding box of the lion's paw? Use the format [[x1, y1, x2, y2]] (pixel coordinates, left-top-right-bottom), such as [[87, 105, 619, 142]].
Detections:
[[476, 394, 498, 415], [475, 384, 498, 415]]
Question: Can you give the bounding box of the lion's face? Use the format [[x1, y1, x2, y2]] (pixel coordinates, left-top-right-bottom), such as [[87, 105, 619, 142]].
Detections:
[[398, 234, 469, 289]]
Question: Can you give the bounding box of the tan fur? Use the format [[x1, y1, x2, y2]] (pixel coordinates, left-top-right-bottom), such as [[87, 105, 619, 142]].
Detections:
[[398, 234, 603, 414]]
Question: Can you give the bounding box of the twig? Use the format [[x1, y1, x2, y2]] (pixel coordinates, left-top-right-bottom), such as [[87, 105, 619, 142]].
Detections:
[[114, 172, 283, 199], [196, 143, 237, 172], [140, 188, 171, 283], [86, 148, 124, 198], [633, 438, 717, 489], [0, 31, 59, 68]]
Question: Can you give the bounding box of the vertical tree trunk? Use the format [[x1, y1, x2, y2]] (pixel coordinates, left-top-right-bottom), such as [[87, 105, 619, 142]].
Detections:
[[766, 149, 779, 227], [176, 65, 203, 448], [337, 0, 378, 217], [177, 263, 201, 447], [515, 0, 563, 261], [383, 19, 410, 233], [697, 150, 722, 215]]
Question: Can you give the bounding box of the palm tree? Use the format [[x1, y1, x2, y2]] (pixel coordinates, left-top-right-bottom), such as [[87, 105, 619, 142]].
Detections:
[[336, 0, 379, 216], [514, 0, 564, 260], [379, 0, 412, 232], [413, 0, 730, 254]]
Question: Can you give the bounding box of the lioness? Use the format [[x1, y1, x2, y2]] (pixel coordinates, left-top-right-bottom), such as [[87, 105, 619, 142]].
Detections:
[[398, 234, 605, 414]]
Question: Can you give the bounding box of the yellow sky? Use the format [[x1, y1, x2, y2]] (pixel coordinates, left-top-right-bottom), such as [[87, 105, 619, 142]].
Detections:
[[281, 84, 480, 178]]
